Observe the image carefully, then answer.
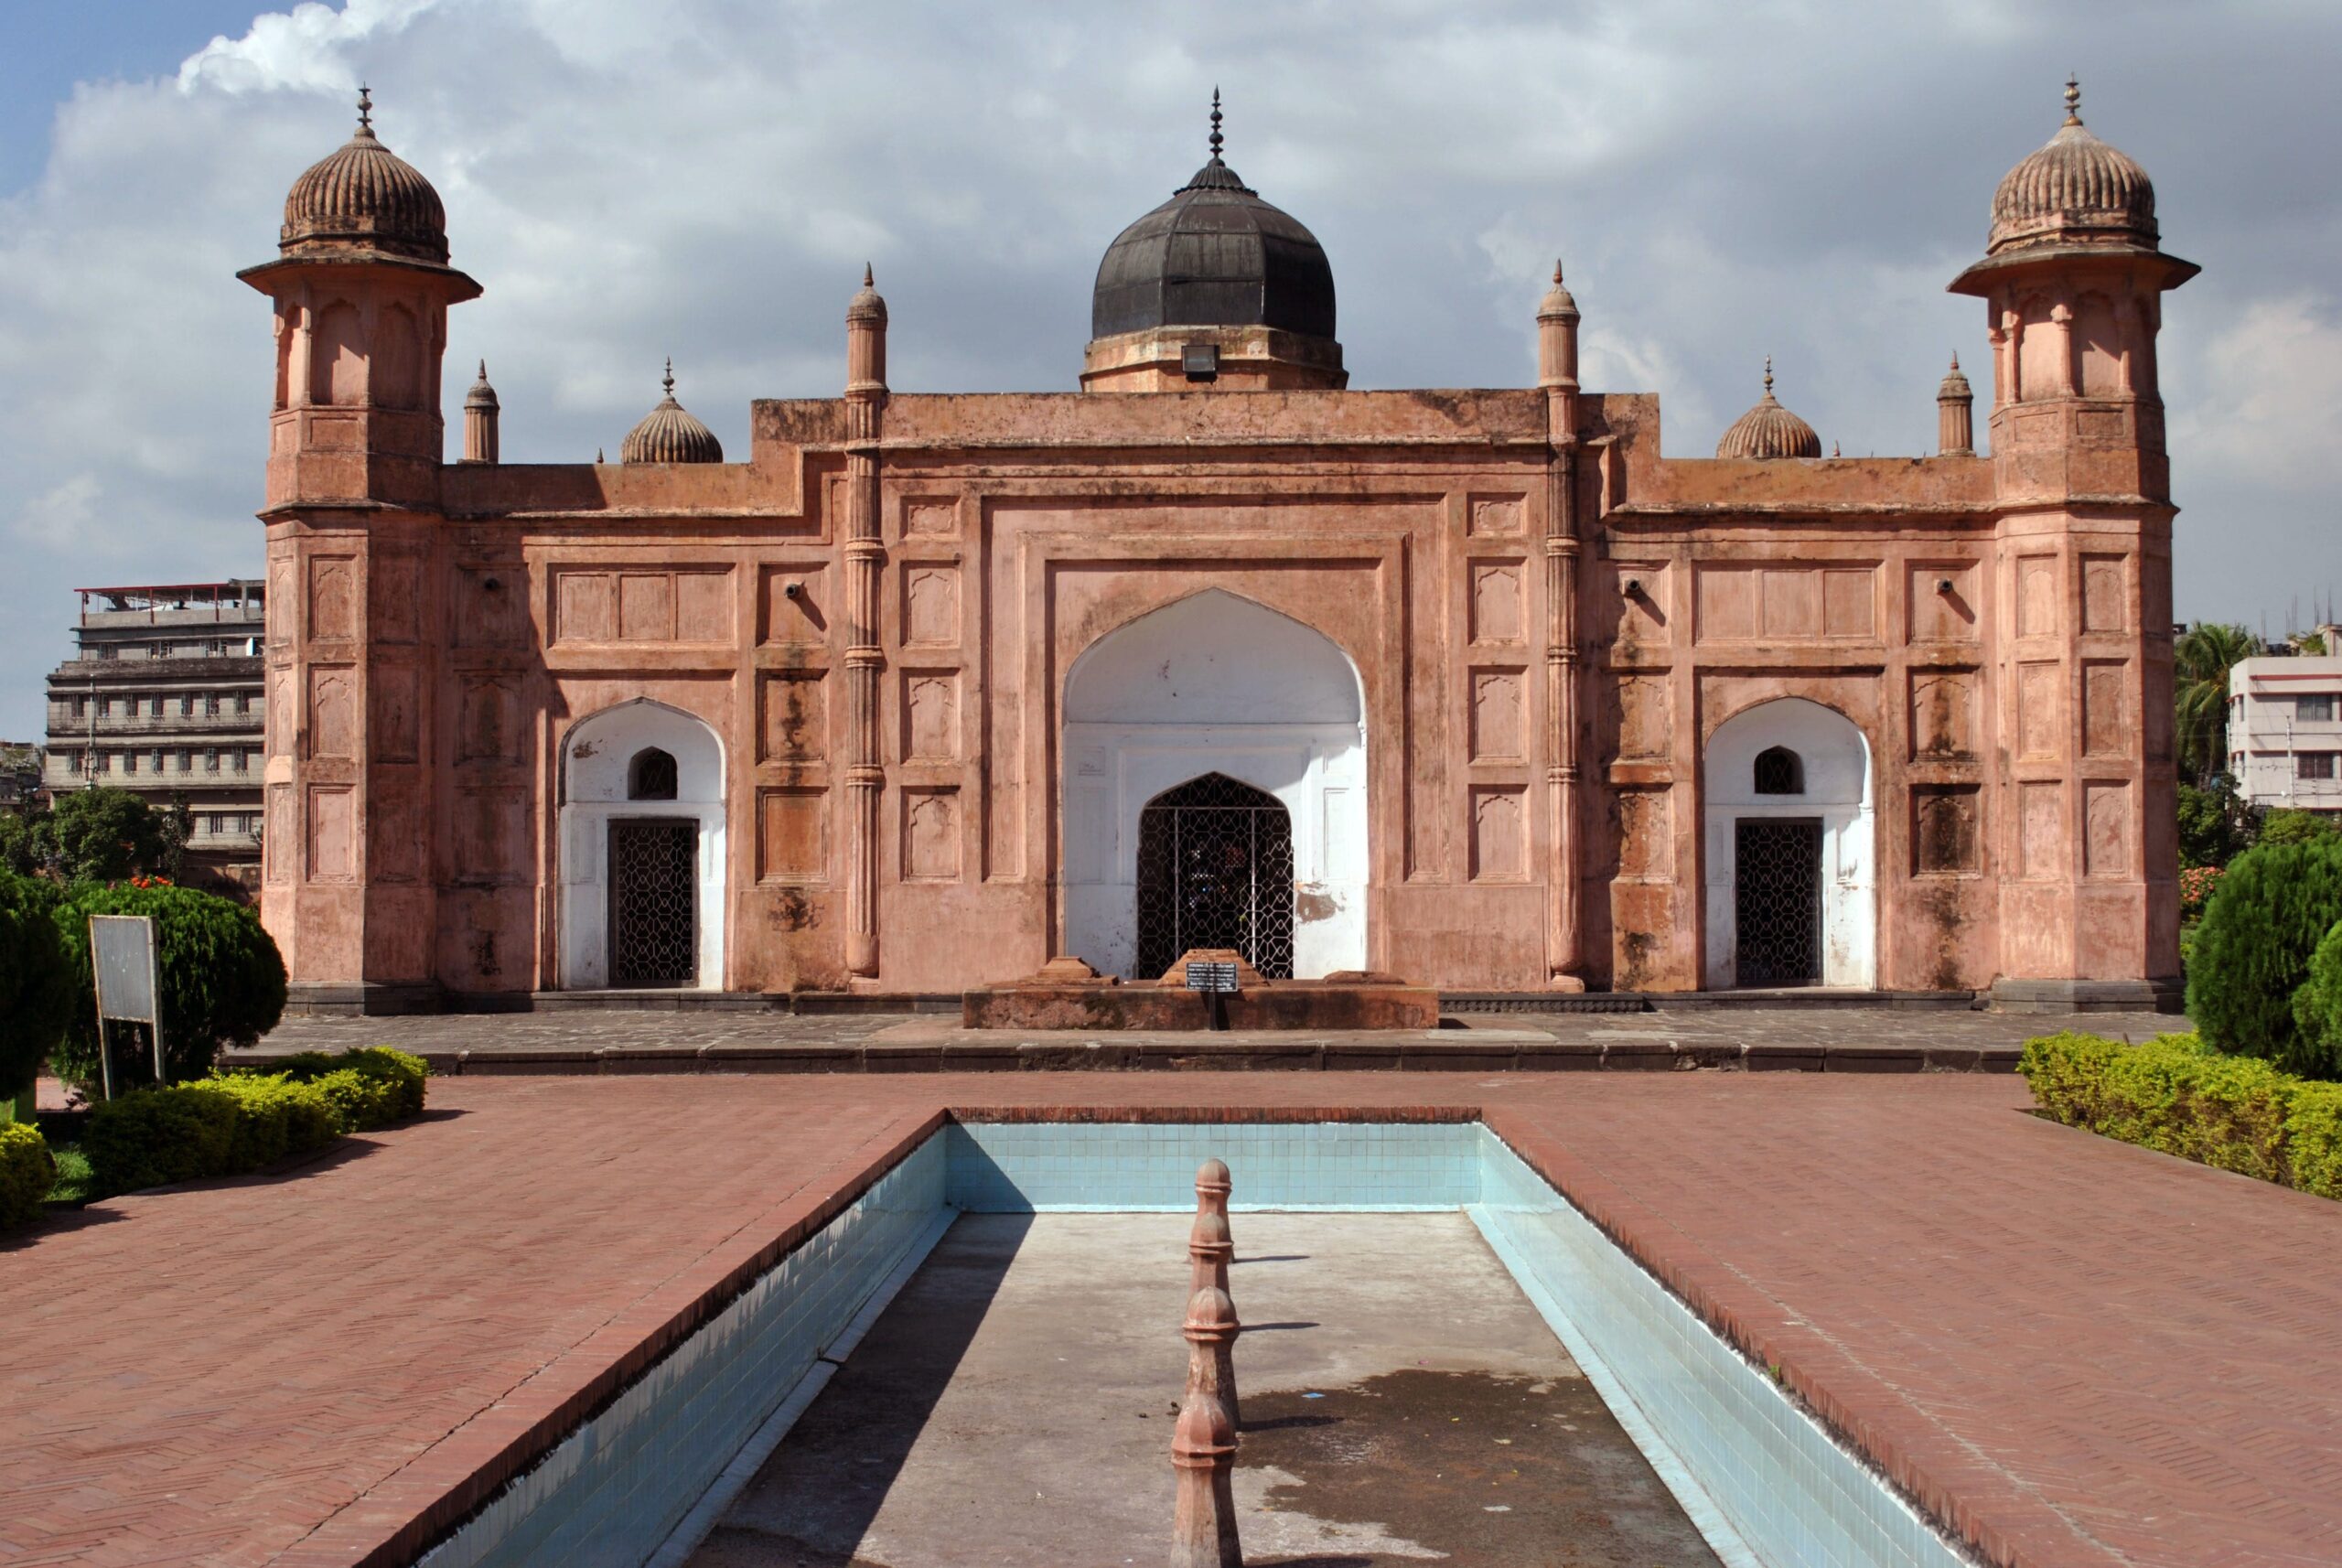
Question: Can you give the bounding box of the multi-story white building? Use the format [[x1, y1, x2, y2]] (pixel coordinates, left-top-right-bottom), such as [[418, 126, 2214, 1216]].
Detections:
[[2229, 629, 2342, 817], [42, 581, 266, 892]]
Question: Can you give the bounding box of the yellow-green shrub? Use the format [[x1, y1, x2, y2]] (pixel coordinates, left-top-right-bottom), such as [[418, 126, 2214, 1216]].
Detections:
[[1, 1121, 54, 1229], [84, 1081, 238, 1193], [84, 1047, 416, 1196], [269, 1047, 427, 1126], [211, 1073, 344, 1168], [2022, 1030, 2342, 1197]]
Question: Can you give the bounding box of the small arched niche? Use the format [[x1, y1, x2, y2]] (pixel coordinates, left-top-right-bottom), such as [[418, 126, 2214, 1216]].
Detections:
[[1753, 746, 1804, 795], [628, 746, 679, 800]]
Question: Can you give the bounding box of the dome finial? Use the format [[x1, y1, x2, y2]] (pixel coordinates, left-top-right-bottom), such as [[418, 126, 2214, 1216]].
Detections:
[[2063, 73, 2081, 126], [661, 356, 675, 400], [1763, 356, 1775, 397], [477, 359, 488, 381], [1950, 351, 1960, 371], [863, 261, 874, 288], [357, 84, 372, 133], [1209, 87, 1224, 162], [1552, 259, 1563, 285]]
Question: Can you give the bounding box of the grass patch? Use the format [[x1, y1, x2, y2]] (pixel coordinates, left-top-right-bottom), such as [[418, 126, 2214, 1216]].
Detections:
[[46, 1144, 92, 1206]]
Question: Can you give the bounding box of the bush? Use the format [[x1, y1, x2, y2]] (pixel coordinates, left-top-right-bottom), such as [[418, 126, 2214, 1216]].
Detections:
[[0, 868, 74, 1101], [2185, 836, 2342, 1078], [2260, 809, 2341, 849], [2022, 1030, 2342, 1197], [84, 1081, 239, 1193], [2294, 921, 2342, 1063], [267, 1047, 427, 1126], [1, 1121, 55, 1229], [49, 882, 287, 1090], [80, 1047, 425, 1197]]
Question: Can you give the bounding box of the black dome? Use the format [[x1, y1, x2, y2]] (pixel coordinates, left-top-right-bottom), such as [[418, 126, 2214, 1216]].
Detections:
[[1090, 153, 1337, 341]]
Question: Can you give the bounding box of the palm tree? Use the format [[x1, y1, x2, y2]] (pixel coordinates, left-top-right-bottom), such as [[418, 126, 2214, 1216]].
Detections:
[[2174, 622, 2259, 784]]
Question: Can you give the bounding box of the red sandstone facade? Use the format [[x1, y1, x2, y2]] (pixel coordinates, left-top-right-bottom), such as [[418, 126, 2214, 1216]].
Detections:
[[243, 85, 2188, 1009]]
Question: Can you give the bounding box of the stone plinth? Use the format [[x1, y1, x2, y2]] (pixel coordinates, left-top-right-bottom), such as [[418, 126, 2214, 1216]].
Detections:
[[962, 954, 1440, 1032]]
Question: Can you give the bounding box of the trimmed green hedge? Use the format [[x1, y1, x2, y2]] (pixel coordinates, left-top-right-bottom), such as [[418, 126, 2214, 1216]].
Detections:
[[2022, 1030, 2342, 1198], [80, 1047, 428, 1198], [1, 1121, 54, 1229]]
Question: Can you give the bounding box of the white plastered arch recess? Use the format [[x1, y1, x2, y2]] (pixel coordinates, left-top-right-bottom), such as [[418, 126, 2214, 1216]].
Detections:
[[1701, 697, 1876, 989], [558, 699, 727, 990], [1061, 590, 1367, 978]]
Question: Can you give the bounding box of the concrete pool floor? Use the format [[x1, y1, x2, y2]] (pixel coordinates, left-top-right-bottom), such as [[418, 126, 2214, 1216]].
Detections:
[[687, 1212, 1718, 1567]]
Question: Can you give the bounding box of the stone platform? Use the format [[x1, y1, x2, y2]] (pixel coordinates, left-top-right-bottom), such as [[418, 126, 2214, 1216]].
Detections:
[[962, 950, 1443, 1031]]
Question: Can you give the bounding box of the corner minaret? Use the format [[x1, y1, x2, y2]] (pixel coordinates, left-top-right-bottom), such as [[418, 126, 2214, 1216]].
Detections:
[[843, 264, 890, 979], [1950, 78, 2194, 1004], [238, 87, 481, 505], [237, 89, 479, 1006], [1538, 262, 1588, 990]]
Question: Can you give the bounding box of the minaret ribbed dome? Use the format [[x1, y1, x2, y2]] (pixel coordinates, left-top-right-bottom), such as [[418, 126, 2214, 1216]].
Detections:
[[1716, 360, 1821, 459], [620, 360, 723, 465], [280, 88, 448, 263], [1938, 354, 1972, 401], [1988, 78, 2155, 254], [464, 360, 499, 412], [1090, 91, 1336, 341]]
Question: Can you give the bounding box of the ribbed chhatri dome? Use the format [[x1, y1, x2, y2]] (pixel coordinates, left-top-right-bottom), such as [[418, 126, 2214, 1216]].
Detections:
[[1716, 360, 1822, 459], [620, 360, 723, 465], [1090, 91, 1336, 341], [1989, 78, 2155, 254], [281, 89, 448, 263]]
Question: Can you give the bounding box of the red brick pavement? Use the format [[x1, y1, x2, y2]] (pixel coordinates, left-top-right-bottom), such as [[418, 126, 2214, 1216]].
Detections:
[[4, 1070, 2337, 1567]]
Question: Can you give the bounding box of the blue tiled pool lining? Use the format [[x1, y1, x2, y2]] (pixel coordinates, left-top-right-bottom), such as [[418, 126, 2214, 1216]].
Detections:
[[422, 1118, 1968, 1568]]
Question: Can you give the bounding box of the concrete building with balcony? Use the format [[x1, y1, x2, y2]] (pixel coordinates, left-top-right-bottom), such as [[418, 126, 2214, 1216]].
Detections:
[[2229, 631, 2342, 819], [42, 580, 267, 891]]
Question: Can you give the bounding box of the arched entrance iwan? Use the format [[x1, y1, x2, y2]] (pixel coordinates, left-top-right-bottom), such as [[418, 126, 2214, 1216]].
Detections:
[[559, 699, 726, 990], [1702, 698, 1875, 989], [1062, 590, 1366, 979]]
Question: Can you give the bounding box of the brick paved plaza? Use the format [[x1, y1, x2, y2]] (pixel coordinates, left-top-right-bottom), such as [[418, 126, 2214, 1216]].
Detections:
[[6, 1025, 2337, 1567]]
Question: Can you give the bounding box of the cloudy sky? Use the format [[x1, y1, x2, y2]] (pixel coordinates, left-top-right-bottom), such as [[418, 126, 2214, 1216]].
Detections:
[[1, 0, 2336, 738]]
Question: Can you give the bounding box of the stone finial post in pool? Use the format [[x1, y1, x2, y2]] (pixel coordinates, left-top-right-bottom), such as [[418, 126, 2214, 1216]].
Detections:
[[1173, 1290, 1244, 1567], [1189, 1209, 1233, 1299], [1195, 1157, 1231, 1237], [1184, 1283, 1242, 1430]]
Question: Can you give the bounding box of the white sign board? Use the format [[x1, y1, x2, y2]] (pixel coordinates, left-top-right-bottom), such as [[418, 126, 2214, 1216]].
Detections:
[[89, 915, 166, 1100]]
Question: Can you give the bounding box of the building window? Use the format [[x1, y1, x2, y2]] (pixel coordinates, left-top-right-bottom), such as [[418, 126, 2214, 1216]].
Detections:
[[2301, 753, 2338, 781], [205, 747, 219, 773], [96, 646, 117, 660], [149, 695, 165, 717], [2302, 695, 2337, 724], [205, 693, 220, 716], [94, 753, 109, 773], [150, 749, 164, 773], [122, 752, 136, 775], [70, 696, 86, 719], [178, 749, 193, 771], [1753, 746, 1805, 795]]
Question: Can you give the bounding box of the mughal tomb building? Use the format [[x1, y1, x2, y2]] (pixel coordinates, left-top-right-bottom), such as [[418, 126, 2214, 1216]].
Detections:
[[242, 83, 2190, 1010]]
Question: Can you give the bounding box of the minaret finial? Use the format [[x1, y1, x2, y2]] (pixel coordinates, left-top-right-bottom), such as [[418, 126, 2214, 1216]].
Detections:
[[477, 359, 488, 381], [357, 84, 372, 132], [2063, 73, 2081, 126], [1763, 356, 1775, 396], [1950, 351, 1961, 371], [662, 356, 675, 399], [1209, 87, 1223, 162], [863, 262, 874, 288], [1552, 259, 1564, 285]]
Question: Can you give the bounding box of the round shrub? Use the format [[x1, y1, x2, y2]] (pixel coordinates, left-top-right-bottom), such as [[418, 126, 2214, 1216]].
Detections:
[[2186, 836, 2342, 1078], [0, 867, 74, 1101], [83, 1081, 238, 1193], [2292, 921, 2342, 1069], [49, 883, 287, 1090], [0, 1121, 55, 1229]]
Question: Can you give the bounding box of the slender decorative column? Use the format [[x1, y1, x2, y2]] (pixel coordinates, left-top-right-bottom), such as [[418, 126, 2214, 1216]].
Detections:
[[843, 266, 888, 978], [1537, 263, 1587, 989], [1172, 1288, 1244, 1567], [1194, 1158, 1231, 1231]]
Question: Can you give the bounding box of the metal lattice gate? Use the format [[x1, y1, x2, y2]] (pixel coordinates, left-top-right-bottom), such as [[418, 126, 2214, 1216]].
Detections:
[[608, 818, 698, 988], [1133, 774, 1295, 980], [1734, 818, 1822, 987]]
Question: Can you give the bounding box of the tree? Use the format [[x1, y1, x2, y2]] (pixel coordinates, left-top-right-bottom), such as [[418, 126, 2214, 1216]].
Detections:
[[0, 869, 74, 1103], [48, 882, 287, 1089], [2261, 809, 2341, 849], [5, 789, 178, 884], [2174, 622, 2259, 785], [2176, 776, 2260, 870], [2186, 835, 2342, 1078]]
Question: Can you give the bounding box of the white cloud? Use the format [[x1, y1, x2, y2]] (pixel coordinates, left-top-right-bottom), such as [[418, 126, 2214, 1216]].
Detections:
[[0, 0, 2336, 733]]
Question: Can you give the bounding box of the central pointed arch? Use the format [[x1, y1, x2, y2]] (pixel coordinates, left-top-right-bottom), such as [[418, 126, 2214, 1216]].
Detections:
[[1061, 590, 1366, 979]]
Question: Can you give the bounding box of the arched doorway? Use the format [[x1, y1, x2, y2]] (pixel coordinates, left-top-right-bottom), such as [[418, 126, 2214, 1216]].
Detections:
[[1134, 773, 1296, 978], [558, 701, 726, 990], [1062, 590, 1366, 979], [1702, 698, 1875, 989]]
